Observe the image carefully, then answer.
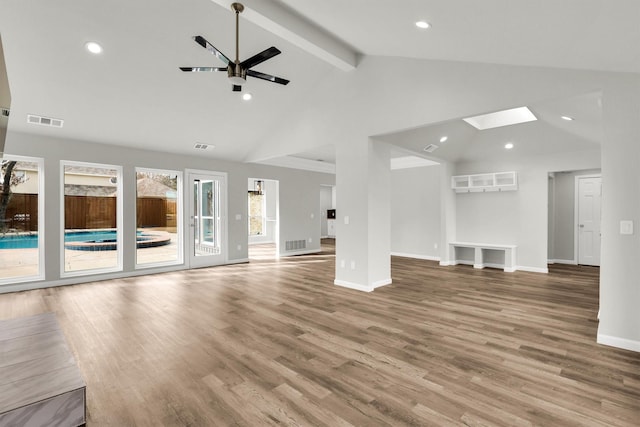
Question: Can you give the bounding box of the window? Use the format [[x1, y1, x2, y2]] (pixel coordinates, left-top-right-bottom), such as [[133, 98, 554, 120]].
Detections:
[[136, 168, 182, 266], [62, 161, 122, 274], [0, 156, 44, 283]]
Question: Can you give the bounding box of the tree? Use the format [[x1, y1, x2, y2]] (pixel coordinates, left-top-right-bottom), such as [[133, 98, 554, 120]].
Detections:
[[0, 160, 18, 232]]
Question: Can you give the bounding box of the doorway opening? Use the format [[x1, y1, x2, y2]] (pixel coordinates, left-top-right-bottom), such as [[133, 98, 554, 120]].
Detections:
[[547, 169, 601, 266], [248, 178, 279, 260]]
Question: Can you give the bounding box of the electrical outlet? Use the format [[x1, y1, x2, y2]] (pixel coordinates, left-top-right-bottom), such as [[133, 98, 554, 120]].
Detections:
[[340, 260, 345, 268], [344, 216, 350, 225], [235, 214, 241, 221], [308, 237, 312, 243], [434, 243, 438, 249], [237, 244, 241, 251], [350, 260, 356, 270], [310, 213, 315, 219]]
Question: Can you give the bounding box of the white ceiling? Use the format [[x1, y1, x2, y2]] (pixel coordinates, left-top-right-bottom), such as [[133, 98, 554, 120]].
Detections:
[[1, 0, 636, 168]]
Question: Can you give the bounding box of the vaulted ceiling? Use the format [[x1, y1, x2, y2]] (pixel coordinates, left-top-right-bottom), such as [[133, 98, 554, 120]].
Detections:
[[1, 0, 637, 168]]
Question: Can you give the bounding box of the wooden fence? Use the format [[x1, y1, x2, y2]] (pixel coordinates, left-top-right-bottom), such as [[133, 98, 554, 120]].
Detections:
[[65, 196, 117, 229], [4, 193, 38, 231], [3, 194, 176, 231]]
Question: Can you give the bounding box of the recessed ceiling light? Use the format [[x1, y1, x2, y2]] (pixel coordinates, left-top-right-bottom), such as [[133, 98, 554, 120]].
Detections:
[[415, 21, 431, 29], [463, 106, 537, 130], [85, 41, 103, 54], [439, 136, 448, 143], [505, 143, 514, 150], [242, 93, 252, 101], [561, 116, 574, 121]]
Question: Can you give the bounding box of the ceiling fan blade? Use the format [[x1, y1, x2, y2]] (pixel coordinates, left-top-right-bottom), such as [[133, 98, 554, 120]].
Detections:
[[179, 67, 227, 72], [193, 35, 232, 65], [247, 69, 289, 85], [240, 46, 281, 69], [232, 85, 242, 92]]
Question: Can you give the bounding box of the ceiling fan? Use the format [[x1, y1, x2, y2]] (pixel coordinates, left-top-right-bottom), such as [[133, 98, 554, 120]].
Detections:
[[180, 2, 289, 92]]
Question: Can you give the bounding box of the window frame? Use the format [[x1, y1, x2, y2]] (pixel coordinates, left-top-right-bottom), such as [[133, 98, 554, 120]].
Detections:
[[0, 154, 45, 285], [60, 160, 123, 277]]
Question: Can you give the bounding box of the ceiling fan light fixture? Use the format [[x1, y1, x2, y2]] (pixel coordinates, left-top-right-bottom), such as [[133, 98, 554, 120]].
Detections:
[[229, 75, 246, 85]]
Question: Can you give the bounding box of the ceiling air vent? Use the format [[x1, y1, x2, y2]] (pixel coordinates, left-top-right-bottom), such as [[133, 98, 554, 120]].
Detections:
[[423, 144, 439, 153], [27, 114, 64, 128], [1, 107, 9, 117], [194, 143, 212, 150]]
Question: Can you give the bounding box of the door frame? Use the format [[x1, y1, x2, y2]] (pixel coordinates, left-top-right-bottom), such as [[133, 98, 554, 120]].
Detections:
[[574, 174, 602, 265], [185, 169, 228, 268]]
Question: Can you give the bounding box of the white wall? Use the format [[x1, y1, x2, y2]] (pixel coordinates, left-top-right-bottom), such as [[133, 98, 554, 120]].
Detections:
[[390, 165, 441, 260], [2, 131, 334, 293]]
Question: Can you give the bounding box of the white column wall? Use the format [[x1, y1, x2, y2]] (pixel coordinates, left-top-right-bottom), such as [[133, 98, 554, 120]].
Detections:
[[598, 79, 640, 351]]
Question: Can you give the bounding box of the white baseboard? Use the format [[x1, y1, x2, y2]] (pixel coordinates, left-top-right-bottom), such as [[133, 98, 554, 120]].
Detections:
[[334, 278, 392, 292], [439, 261, 453, 266], [549, 259, 577, 265], [390, 252, 440, 261], [227, 258, 250, 265], [597, 334, 640, 353], [516, 266, 549, 274], [281, 249, 322, 257]]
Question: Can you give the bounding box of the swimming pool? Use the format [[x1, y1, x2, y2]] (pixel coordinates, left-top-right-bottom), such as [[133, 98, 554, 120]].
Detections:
[[0, 230, 171, 250]]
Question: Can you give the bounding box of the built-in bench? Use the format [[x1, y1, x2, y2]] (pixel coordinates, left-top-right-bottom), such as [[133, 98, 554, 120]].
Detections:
[[448, 241, 517, 272], [0, 313, 86, 426]]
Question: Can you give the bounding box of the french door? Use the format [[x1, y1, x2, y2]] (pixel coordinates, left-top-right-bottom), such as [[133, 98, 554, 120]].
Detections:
[[187, 171, 226, 268]]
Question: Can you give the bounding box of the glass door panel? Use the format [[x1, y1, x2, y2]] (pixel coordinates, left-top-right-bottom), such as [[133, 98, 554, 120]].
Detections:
[[188, 172, 225, 267]]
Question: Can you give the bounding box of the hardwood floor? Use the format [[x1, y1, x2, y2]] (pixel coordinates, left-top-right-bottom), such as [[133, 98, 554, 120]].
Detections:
[[0, 239, 638, 426]]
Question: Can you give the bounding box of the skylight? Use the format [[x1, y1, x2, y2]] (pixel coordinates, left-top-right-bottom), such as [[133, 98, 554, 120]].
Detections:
[[463, 107, 537, 130]]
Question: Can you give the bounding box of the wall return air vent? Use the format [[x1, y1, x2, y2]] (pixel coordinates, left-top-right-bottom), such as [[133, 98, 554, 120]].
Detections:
[[27, 114, 64, 128], [193, 143, 213, 150]]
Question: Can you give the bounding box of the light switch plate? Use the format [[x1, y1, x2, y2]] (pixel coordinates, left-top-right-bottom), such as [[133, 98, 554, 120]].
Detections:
[[235, 214, 242, 221], [620, 220, 634, 235], [344, 215, 350, 225]]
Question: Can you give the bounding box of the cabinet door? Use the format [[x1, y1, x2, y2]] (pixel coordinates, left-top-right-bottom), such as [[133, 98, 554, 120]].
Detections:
[[470, 173, 494, 188], [452, 175, 470, 189], [495, 172, 516, 186]]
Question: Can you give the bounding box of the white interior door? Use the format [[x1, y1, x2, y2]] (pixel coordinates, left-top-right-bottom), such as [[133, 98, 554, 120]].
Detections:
[[578, 176, 602, 266], [187, 171, 226, 268]]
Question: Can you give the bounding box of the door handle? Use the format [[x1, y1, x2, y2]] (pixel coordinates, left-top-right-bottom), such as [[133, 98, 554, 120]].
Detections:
[[579, 224, 585, 228]]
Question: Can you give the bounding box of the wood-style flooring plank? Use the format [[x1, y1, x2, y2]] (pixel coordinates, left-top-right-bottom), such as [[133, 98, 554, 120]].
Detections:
[[0, 240, 638, 426]]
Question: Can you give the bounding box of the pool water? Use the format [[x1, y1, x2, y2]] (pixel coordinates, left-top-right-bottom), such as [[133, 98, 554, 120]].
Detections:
[[0, 230, 155, 250]]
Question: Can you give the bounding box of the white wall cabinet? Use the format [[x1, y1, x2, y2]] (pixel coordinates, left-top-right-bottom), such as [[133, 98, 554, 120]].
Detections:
[[452, 171, 517, 193]]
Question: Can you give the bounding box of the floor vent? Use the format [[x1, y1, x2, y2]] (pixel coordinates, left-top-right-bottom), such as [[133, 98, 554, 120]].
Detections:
[[194, 143, 212, 150], [423, 144, 439, 153], [27, 114, 64, 128], [285, 240, 306, 251]]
